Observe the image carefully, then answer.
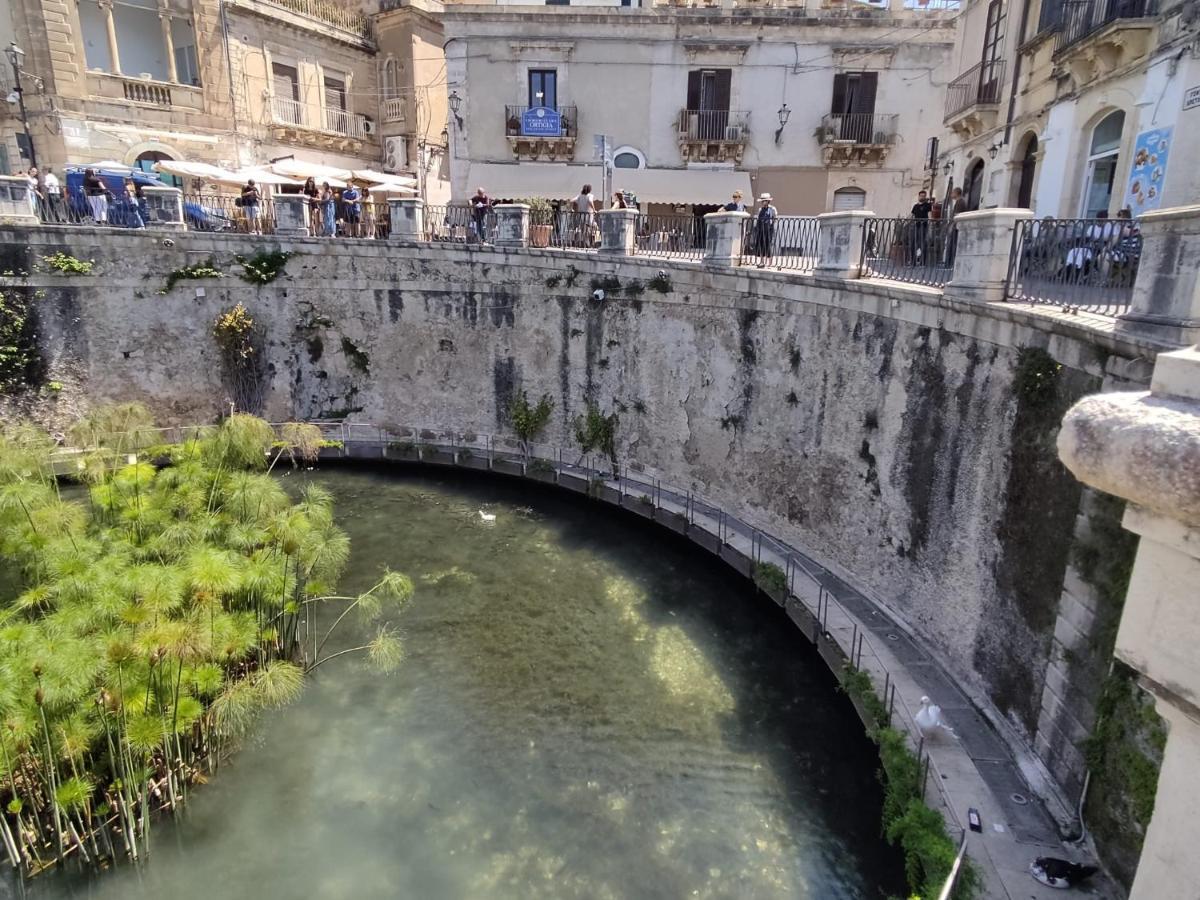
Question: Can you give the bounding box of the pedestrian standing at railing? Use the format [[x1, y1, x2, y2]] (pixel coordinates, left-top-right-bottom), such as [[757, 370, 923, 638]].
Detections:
[[753, 194, 777, 268], [723, 190, 745, 212], [470, 186, 491, 243], [27, 167, 44, 218], [361, 186, 376, 239], [42, 168, 62, 223], [240, 179, 262, 236], [303, 177, 320, 234], [83, 168, 110, 224], [572, 183, 597, 247], [945, 187, 967, 266], [342, 183, 362, 238], [320, 182, 337, 237], [909, 189, 932, 266]]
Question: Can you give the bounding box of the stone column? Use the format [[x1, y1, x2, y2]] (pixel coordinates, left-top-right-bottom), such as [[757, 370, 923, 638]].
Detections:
[[158, 2, 178, 84], [815, 209, 872, 278], [597, 208, 637, 255], [273, 193, 310, 238], [0, 175, 39, 224], [1057, 344, 1200, 900], [703, 210, 749, 267], [139, 185, 184, 230], [99, 0, 122, 76], [943, 207, 1032, 303], [1117, 204, 1200, 346], [492, 203, 529, 249], [387, 197, 424, 240]]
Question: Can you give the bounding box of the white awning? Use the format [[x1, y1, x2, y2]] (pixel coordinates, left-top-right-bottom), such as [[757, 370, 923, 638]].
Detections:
[[231, 167, 305, 187], [353, 169, 417, 187], [368, 180, 419, 195], [154, 160, 234, 180], [468, 163, 600, 201], [270, 160, 353, 183], [613, 168, 752, 206]]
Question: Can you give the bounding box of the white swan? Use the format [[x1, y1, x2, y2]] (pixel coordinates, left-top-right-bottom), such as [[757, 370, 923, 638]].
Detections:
[[478, 510, 497, 524]]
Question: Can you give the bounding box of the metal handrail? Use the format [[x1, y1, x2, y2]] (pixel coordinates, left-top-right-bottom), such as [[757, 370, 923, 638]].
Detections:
[[943, 60, 1006, 120], [936, 829, 970, 900]]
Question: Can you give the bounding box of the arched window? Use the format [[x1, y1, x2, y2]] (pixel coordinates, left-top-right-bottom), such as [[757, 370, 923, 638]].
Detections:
[[1082, 110, 1124, 217], [611, 146, 645, 169], [832, 186, 866, 210], [964, 158, 985, 211], [1014, 132, 1038, 209], [135, 150, 179, 187], [382, 57, 399, 101]]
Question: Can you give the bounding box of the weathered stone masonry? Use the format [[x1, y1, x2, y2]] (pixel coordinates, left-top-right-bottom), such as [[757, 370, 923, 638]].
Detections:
[[1, 226, 1164, 815]]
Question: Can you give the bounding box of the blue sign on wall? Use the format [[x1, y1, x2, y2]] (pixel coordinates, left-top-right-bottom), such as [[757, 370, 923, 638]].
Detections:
[[522, 106, 562, 137]]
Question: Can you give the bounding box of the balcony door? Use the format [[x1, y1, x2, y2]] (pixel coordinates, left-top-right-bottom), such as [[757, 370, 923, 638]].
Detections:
[[1081, 110, 1124, 217], [831, 72, 877, 143], [528, 70, 557, 110], [979, 0, 1006, 103], [686, 69, 731, 140], [272, 62, 301, 125]]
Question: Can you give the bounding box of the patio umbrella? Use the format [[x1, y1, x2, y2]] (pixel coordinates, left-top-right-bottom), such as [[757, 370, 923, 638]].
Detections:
[[270, 159, 353, 183], [353, 169, 417, 187]]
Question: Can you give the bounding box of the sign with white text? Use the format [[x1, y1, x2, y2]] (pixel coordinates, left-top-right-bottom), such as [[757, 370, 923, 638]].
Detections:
[[521, 106, 562, 137], [1124, 126, 1172, 215], [1184, 85, 1200, 111]]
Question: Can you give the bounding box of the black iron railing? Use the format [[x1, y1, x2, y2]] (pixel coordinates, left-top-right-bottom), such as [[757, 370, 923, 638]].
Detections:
[[424, 205, 499, 244], [817, 113, 899, 146], [740, 216, 820, 272], [1005, 216, 1139, 316], [504, 105, 578, 138], [1055, 0, 1155, 52], [861, 217, 954, 287], [944, 60, 1006, 120], [677, 109, 750, 142], [635, 213, 705, 260]]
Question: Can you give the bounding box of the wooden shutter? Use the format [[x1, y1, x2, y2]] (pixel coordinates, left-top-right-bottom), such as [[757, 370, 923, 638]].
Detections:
[[854, 72, 877, 116], [831, 74, 848, 115], [686, 71, 701, 111], [714, 69, 731, 111]]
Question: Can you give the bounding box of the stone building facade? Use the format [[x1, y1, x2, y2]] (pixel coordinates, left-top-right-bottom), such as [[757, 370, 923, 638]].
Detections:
[[442, 1, 958, 214], [0, 0, 450, 198], [938, 0, 1200, 216]]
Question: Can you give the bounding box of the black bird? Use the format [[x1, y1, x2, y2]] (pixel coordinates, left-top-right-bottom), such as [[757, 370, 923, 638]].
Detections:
[[1030, 857, 1099, 889]]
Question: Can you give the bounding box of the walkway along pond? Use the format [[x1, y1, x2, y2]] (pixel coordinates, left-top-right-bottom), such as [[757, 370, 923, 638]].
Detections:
[[15, 464, 907, 899]]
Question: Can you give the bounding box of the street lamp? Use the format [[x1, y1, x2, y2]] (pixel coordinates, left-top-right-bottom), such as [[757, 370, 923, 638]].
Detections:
[[448, 90, 463, 129], [6, 42, 37, 170], [774, 103, 791, 145], [987, 143, 1000, 160]]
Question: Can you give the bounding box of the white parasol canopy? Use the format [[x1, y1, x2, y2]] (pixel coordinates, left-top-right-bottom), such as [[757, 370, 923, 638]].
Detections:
[[367, 180, 419, 195], [231, 167, 305, 187], [270, 159, 353, 183], [353, 169, 417, 187], [153, 160, 235, 180]]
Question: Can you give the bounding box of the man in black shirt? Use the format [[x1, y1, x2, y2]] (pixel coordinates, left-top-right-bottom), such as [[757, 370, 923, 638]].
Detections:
[[909, 190, 932, 265]]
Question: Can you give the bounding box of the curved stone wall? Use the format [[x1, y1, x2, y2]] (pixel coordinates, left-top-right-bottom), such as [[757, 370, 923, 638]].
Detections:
[[2, 226, 1162, 807]]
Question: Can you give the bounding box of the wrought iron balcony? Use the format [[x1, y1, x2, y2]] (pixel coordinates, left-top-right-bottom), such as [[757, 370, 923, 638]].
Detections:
[[504, 105, 578, 161], [1055, 0, 1156, 53], [816, 113, 899, 166], [677, 109, 750, 164], [943, 61, 1005, 137]]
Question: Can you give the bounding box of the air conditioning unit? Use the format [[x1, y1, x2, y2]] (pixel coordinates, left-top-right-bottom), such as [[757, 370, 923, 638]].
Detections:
[[725, 125, 744, 141], [383, 136, 407, 173], [362, 118, 376, 135]]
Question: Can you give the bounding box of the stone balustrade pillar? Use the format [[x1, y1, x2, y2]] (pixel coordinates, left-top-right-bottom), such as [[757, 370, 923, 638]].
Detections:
[[0, 175, 38, 224], [387, 197, 424, 241], [271, 193, 309, 238], [1058, 343, 1200, 900], [944, 207, 1033, 303], [139, 185, 185, 231], [597, 208, 637, 255], [815, 209, 872, 278], [492, 203, 529, 249], [1118, 204, 1200, 346], [703, 210, 749, 267]]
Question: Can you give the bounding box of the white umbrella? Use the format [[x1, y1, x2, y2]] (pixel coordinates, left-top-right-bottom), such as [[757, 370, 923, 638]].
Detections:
[[354, 169, 417, 187], [231, 167, 305, 187], [270, 159, 353, 183], [154, 160, 235, 180], [367, 180, 418, 195]]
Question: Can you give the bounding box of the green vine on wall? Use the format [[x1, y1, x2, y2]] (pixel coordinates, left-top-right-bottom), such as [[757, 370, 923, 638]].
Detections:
[[40, 252, 94, 275], [163, 258, 224, 293], [237, 250, 294, 285], [213, 303, 266, 414], [751, 561, 787, 597], [573, 403, 618, 469], [509, 391, 554, 458], [0, 286, 42, 393]]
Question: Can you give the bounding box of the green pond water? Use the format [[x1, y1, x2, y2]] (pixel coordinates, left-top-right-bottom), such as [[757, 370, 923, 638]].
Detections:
[[17, 464, 904, 900]]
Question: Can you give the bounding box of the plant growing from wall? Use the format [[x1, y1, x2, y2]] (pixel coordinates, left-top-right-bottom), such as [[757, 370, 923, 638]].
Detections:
[[213, 303, 267, 414], [339, 337, 370, 375], [237, 250, 293, 285], [752, 561, 787, 597], [648, 271, 673, 293], [509, 390, 554, 460], [40, 252, 94, 275], [0, 285, 42, 394], [163, 259, 224, 293], [573, 403, 618, 470]]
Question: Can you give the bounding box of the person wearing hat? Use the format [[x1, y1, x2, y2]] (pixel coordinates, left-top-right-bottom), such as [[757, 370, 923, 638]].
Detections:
[[753, 193, 778, 268], [723, 190, 746, 212]]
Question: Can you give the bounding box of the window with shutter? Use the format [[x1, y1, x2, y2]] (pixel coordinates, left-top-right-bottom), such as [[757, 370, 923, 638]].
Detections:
[[325, 75, 346, 112]]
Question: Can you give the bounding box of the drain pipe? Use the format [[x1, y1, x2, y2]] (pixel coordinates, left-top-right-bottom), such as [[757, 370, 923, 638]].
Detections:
[[1004, 0, 1035, 146]]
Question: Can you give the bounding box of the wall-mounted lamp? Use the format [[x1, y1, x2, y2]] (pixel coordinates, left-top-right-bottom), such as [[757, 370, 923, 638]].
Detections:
[[448, 90, 463, 129], [440, 126, 449, 147], [774, 103, 791, 145], [987, 143, 1000, 160], [942, 161, 953, 175]]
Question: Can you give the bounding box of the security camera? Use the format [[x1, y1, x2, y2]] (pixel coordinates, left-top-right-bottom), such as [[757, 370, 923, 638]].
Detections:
[[592, 288, 605, 302]]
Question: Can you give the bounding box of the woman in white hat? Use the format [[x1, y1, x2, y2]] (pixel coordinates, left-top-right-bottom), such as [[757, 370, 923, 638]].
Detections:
[[753, 193, 778, 268]]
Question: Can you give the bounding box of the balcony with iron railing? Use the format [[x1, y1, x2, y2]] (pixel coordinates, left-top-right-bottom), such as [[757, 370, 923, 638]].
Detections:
[[816, 113, 899, 166], [235, 0, 373, 43], [269, 97, 370, 143], [1054, 0, 1156, 57], [325, 106, 367, 138], [271, 95, 304, 127], [504, 104, 578, 161], [943, 60, 1005, 136], [677, 109, 750, 164]]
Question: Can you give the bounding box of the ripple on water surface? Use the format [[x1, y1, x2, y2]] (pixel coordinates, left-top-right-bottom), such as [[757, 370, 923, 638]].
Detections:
[[23, 465, 904, 900]]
